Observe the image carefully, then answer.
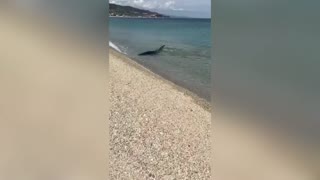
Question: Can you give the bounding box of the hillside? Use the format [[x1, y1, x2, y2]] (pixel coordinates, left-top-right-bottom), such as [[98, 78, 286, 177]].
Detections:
[[109, 3, 169, 18]]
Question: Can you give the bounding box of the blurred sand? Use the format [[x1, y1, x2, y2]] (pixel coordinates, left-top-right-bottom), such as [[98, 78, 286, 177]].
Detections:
[[0, 11, 108, 180], [109, 49, 211, 179], [213, 111, 317, 180]]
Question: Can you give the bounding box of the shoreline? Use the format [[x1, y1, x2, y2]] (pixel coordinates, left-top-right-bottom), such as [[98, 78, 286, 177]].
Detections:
[[110, 47, 211, 179], [109, 16, 212, 20], [109, 48, 211, 112], [109, 16, 170, 19]]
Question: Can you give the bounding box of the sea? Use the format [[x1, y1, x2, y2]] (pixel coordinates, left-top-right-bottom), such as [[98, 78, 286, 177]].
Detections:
[[109, 17, 211, 101]]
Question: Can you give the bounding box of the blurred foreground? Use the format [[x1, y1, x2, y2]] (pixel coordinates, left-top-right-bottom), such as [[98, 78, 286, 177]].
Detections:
[[213, 0, 320, 179], [0, 7, 108, 180]]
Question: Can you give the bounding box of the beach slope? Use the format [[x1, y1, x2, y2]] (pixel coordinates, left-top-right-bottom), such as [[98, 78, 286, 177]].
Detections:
[[110, 49, 211, 179]]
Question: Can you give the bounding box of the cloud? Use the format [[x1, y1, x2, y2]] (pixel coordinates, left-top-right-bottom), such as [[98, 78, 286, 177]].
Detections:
[[162, 1, 183, 11], [110, 0, 184, 11]]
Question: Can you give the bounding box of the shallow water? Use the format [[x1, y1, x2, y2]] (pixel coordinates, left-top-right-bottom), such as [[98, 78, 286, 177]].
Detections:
[[109, 17, 211, 100]]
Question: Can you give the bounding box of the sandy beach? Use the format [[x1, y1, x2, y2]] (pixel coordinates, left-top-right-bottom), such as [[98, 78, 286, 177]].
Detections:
[[2, 10, 316, 180], [109, 49, 211, 179], [109, 49, 316, 180]]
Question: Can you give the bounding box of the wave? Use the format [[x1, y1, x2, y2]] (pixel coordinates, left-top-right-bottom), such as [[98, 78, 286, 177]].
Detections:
[[109, 41, 122, 53]]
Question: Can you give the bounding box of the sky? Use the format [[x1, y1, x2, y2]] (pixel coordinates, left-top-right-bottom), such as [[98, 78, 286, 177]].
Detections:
[[110, 0, 211, 18]]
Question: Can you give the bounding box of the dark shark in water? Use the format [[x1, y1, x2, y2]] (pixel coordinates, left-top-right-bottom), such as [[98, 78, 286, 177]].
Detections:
[[138, 45, 165, 56]]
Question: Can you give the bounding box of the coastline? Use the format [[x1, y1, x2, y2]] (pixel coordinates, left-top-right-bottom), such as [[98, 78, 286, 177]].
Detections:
[[109, 16, 211, 20], [109, 48, 313, 179], [109, 16, 170, 19], [109, 48, 211, 179], [109, 48, 211, 111]]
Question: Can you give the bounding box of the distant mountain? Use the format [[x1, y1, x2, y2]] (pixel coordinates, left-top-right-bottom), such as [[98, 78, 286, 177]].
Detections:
[[109, 3, 169, 18]]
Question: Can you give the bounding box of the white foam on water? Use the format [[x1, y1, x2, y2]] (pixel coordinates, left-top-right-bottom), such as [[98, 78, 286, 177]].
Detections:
[[109, 41, 122, 53]]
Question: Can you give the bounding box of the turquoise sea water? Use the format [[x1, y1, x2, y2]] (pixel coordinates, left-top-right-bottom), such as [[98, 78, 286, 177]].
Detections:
[[109, 17, 211, 100]]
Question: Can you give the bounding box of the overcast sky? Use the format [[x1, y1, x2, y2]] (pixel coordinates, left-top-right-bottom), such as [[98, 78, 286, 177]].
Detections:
[[110, 0, 211, 18]]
